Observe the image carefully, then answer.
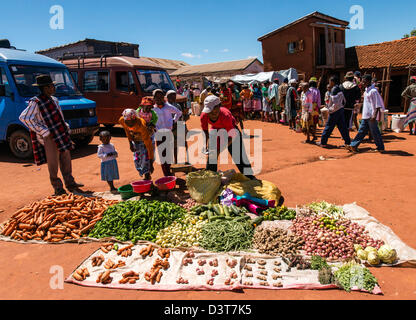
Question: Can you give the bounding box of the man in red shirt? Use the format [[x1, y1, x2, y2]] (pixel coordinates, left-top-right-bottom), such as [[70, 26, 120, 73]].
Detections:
[[200, 95, 255, 179]]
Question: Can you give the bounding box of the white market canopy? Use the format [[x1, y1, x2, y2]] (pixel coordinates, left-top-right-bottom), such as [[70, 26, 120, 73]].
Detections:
[[231, 68, 298, 85]]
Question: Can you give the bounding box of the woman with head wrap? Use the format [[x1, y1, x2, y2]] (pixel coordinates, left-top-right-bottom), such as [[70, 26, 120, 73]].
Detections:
[[119, 108, 154, 180]]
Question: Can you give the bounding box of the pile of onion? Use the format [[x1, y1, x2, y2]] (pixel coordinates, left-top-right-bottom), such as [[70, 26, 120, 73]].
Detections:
[[291, 216, 384, 261]]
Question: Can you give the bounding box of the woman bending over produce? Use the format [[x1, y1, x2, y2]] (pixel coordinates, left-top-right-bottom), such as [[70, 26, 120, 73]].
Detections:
[[119, 109, 154, 180]]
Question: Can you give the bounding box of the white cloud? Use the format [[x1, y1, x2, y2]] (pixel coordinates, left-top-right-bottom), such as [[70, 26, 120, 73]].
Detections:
[[247, 55, 258, 59], [181, 53, 202, 59], [203, 49, 209, 53], [221, 48, 230, 53], [181, 53, 196, 58]]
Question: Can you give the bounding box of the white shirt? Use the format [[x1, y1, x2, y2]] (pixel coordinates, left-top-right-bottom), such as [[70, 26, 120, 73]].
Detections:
[[97, 143, 118, 162], [362, 85, 385, 120], [153, 103, 182, 130]]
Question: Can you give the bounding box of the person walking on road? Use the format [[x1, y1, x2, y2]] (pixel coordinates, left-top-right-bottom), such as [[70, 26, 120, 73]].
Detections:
[[285, 79, 298, 130], [402, 76, 416, 135], [316, 76, 351, 148], [347, 74, 386, 153], [341, 71, 362, 131], [19, 75, 84, 196]]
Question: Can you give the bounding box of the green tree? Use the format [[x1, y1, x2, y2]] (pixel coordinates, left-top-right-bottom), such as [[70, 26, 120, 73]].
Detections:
[[403, 28, 416, 38]]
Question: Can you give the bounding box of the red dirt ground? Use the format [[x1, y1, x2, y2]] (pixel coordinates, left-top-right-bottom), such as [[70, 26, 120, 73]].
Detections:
[[1, 116, 415, 300]]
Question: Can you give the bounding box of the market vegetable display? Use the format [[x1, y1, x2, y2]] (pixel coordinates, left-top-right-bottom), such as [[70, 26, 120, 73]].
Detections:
[[291, 216, 384, 261], [334, 261, 378, 293], [307, 201, 345, 219], [200, 218, 254, 252], [310, 255, 330, 270], [88, 200, 186, 243], [190, 203, 249, 222], [354, 244, 397, 265], [252, 227, 304, 257], [262, 206, 296, 221], [155, 214, 207, 248], [0, 194, 118, 242]]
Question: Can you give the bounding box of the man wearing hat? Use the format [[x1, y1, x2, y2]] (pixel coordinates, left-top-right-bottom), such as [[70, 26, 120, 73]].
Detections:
[[19, 75, 84, 195], [200, 95, 255, 179], [402, 76, 416, 134], [341, 71, 362, 132]]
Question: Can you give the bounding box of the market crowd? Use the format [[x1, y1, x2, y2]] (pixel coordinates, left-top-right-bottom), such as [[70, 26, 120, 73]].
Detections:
[[19, 72, 416, 196]]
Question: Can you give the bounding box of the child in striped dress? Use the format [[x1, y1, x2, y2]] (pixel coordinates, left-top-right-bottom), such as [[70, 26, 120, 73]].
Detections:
[[97, 131, 119, 192]]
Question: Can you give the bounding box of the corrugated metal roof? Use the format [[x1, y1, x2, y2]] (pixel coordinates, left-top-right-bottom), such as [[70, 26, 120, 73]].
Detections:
[[142, 57, 190, 71], [346, 36, 416, 69], [36, 38, 139, 54], [170, 58, 262, 77], [0, 48, 64, 66], [62, 56, 162, 69]]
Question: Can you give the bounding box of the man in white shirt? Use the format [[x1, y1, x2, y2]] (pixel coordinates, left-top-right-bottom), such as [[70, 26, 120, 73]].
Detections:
[[153, 89, 182, 176], [347, 75, 385, 153]]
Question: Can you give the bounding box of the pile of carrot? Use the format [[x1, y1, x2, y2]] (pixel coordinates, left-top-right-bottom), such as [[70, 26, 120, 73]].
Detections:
[[0, 193, 118, 242]]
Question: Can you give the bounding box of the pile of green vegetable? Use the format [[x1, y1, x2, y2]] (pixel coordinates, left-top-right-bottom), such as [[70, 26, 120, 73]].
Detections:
[[310, 255, 335, 285], [190, 203, 249, 222], [263, 206, 296, 221], [334, 261, 378, 292], [155, 214, 207, 248], [89, 200, 186, 243], [200, 218, 254, 252], [307, 201, 345, 219]]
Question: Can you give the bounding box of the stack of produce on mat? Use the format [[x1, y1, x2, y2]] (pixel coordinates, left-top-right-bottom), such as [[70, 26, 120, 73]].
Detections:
[[190, 203, 249, 221], [166, 190, 198, 210], [88, 200, 186, 243], [200, 219, 254, 252], [291, 215, 385, 261], [334, 261, 379, 293], [306, 201, 345, 219], [0, 194, 118, 242], [354, 244, 398, 266], [155, 214, 207, 248], [255, 206, 296, 223], [252, 227, 304, 256]]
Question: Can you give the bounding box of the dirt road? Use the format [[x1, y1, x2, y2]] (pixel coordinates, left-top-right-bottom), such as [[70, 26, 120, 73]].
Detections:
[[1, 116, 415, 300]]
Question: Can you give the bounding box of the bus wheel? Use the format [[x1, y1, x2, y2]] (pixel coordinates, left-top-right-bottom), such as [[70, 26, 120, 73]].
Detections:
[[72, 134, 95, 148], [9, 130, 33, 159]]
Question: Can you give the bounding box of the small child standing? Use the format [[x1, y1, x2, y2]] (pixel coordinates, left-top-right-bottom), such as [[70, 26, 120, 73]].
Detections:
[[97, 131, 119, 192]]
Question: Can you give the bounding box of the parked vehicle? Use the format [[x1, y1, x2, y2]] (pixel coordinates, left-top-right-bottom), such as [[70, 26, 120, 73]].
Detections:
[[0, 42, 99, 159], [59, 54, 187, 127]]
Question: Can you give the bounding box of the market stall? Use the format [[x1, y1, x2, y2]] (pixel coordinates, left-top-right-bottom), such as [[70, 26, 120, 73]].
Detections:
[[1, 169, 416, 296]]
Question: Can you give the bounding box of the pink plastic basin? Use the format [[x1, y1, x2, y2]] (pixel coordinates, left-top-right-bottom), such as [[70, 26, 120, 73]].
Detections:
[[154, 176, 177, 191], [131, 180, 152, 193]]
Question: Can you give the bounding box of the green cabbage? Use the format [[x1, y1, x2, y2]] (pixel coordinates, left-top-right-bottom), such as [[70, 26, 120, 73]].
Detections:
[[377, 245, 397, 264], [367, 252, 380, 266], [356, 249, 368, 260]]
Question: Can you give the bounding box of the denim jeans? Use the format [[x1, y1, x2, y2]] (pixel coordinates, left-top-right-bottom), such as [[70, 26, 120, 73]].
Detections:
[[320, 108, 351, 145], [350, 119, 385, 151]]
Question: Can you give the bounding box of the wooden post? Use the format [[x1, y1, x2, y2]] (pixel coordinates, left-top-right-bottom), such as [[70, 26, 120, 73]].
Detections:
[[383, 64, 392, 108], [330, 28, 335, 69]]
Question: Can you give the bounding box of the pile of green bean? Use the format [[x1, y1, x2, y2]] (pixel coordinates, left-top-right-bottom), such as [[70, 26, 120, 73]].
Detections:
[[200, 218, 254, 252]]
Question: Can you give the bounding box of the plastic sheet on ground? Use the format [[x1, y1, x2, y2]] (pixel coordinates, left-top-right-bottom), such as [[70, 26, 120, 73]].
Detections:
[[65, 241, 382, 294]]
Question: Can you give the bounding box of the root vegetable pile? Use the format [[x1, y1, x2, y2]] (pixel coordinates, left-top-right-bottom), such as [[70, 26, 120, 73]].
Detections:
[[89, 200, 186, 243], [0, 194, 118, 242], [252, 227, 304, 256], [291, 216, 384, 261], [155, 214, 207, 248], [200, 219, 254, 252]]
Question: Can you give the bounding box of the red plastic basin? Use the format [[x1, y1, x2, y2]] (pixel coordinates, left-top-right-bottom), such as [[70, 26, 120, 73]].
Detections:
[[131, 180, 152, 193], [154, 176, 177, 191]]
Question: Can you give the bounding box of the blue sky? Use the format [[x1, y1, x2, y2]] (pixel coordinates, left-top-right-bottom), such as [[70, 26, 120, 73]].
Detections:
[[1, 0, 415, 65]]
